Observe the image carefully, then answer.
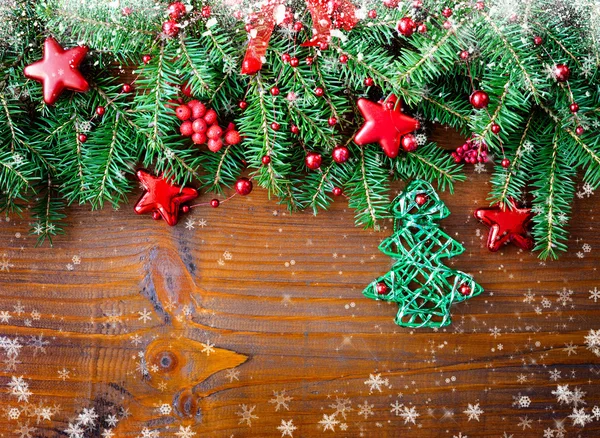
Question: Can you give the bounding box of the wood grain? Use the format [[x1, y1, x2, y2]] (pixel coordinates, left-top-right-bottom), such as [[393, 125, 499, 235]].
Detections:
[[1, 127, 599, 437]]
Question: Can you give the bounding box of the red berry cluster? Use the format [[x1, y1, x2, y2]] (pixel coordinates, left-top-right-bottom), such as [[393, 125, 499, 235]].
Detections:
[[163, 2, 187, 37], [451, 137, 488, 164], [176, 100, 241, 152]]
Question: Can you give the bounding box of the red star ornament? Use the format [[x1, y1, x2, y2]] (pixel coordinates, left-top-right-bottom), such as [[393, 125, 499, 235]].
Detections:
[[474, 198, 535, 252], [354, 95, 419, 158], [24, 37, 89, 105], [134, 170, 198, 226]]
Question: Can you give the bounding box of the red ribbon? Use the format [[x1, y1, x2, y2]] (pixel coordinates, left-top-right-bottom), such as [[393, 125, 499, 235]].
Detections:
[[241, 0, 357, 75]]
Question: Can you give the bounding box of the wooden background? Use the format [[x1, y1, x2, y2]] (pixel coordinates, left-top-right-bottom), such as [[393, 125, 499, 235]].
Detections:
[[1, 128, 599, 437]]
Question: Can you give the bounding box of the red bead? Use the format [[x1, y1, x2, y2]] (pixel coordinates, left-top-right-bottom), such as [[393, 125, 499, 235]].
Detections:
[[239, 100, 248, 110], [281, 53, 291, 63], [397, 17, 415, 36], [142, 55, 152, 64], [210, 199, 220, 208], [376, 282, 389, 295], [306, 56, 314, 65], [271, 122, 280, 131], [339, 54, 348, 64], [570, 103, 579, 113], [293, 21, 303, 32], [207, 137, 223, 152], [383, 0, 399, 8], [328, 117, 337, 126], [475, 1, 485, 10], [203, 108, 217, 125], [415, 193, 428, 206], [207, 125, 223, 140], [290, 124, 300, 134], [201, 5, 211, 18], [162, 20, 179, 37], [192, 132, 207, 145], [167, 2, 186, 20], [175, 104, 192, 121], [332, 145, 350, 163], [332, 187, 342, 196], [413, 0, 423, 8], [368, 9, 377, 19], [317, 41, 329, 50], [443, 20, 452, 29], [364, 77, 374, 87], [121, 83, 133, 93], [314, 87, 324, 97], [305, 152, 322, 170], [417, 23, 428, 33], [261, 155, 271, 165], [270, 86, 280, 96], [96, 106, 105, 116], [501, 158, 510, 168], [442, 7, 453, 17], [470, 90, 489, 109], [491, 123, 501, 134], [192, 118, 207, 133], [181, 205, 190, 213], [459, 284, 471, 296], [290, 57, 299, 67], [576, 126, 584, 135], [78, 133, 87, 143], [460, 50, 469, 60], [225, 130, 241, 145], [401, 134, 418, 152], [235, 177, 253, 196], [533, 36, 543, 46], [180, 121, 194, 137], [553, 64, 570, 82]]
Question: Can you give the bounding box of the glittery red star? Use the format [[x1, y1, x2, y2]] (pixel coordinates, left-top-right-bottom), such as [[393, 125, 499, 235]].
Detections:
[[474, 198, 535, 252], [23, 37, 89, 105], [354, 94, 419, 158], [134, 170, 198, 226]]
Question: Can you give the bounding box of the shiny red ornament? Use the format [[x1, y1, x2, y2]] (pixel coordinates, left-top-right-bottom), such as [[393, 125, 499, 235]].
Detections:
[[78, 133, 87, 143], [570, 103, 579, 113], [397, 17, 416, 36], [442, 7, 453, 17], [271, 122, 280, 131], [491, 123, 501, 134], [417, 23, 427, 33], [339, 54, 348, 64], [210, 199, 220, 208], [533, 36, 543, 46], [201, 5, 211, 18], [332, 145, 350, 163], [96, 106, 105, 116], [282, 53, 291, 63], [235, 177, 253, 196], [162, 19, 179, 37], [376, 281, 389, 295], [122, 83, 133, 93], [368, 9, 377, 19], [23, 37, 89, 105], [167, 2, 186, 20], [305, 151, 322, 170], [270, 86, 280, 96], [575, 126, 584, 135], [460, 50, 469, 60], [290, 124, 300, 134], [474, 198, 535, 252], [293, 21, 303, 32], [239, 100, 248, 110], [415, 193, 428, 206], [142, 54, 152, 64], [553, 64, 570, 82], [314, 87, 324, 97], [290, 57, 299, 67], [401, 134, 418, 152], [332, 187, 342, 196], [459, 284, 471, 296], [470, 90, 489, 109], [262, 155, 271, 165], [354, 94, 419, 159], [501, 158, 510, 168], [328, 117, 337, 126], [383, 0, 399, 7], [134, 169, 198, 226], [305, 56, 314, 65], [364, 77, 374, 87]]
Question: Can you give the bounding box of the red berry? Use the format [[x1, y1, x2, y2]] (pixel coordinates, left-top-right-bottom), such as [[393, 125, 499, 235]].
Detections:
[[121, 83, 133, 93], [180, 121, 194, 137], [442, 7, 452, 17], [415, 193, 428, 206], [368, 9, 377, 19], [314, 87, 324, 97], [203, 108, 217, 125], [305, 56, 314, 65], [339, 54, 348, 64], [376, 282, 389, 295], [576, 126, 584, 135], [476, 1, 485, 10], [401, 134, 418, 152], [290, 125, 300, 135], [261, 155, 271, 165], [162, 20, 179, 37], [553, 64, 570, 82], [289, 57, 299, 67], [207, 138, 223, 152], [235, 177, 253, 196], [225, 130, 241, 145], [192, 118, 207, 133], [270, 86, 280, 96], [282, 53, 291, 63], [191, 102, 207, 119], [460, 50, 469, 60], [533, 36, 543, 46], [192, 132, 207, 145], [201, 5, 211, 18], [142, 54, 152, 64], [305, 152, 322, 170], [417, 23, 427, 33], [78, 133, 87, 143], [491, 123, 501, 134], [271, 122, 280, 131], [187, 99, 200, 108], [332, 145, 350, 163], [470, 90, 490, 109], [413, 0, 423, 8], [332, 187, 343, 196], [181, 205, 190, 213], [175, 104, 192, 121], [328, 117, 337, 126], [570, 103, 579, 113], [210, 199, 220, 208], [207, 125, 223, 140], [397, 17, 415, 36], [293, 21, 303, 32], [239, 100, 248, 110], [501, 158, 510, 168], [383, 0, 399, 8], [96, 106, 105, 116], [364, 77, 374, 87], [459, 284, 471, 295], [167, 2, 186, 20], [317, 41, 328, 50]]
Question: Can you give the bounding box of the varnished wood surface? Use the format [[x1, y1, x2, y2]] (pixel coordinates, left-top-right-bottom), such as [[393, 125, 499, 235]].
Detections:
[[1, 128, 599, 437]]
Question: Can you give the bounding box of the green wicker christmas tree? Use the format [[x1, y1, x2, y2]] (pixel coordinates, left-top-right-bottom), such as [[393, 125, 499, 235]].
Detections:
[[363, 180, 483, 328]]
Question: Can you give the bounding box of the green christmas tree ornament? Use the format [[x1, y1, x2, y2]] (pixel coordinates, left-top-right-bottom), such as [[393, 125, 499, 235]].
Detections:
[[363, 180, 484, 328]]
